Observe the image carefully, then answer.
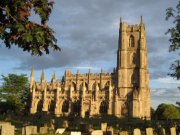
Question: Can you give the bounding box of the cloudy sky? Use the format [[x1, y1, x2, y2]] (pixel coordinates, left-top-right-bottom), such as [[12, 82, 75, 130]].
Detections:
[[0, 0, 179, 108]]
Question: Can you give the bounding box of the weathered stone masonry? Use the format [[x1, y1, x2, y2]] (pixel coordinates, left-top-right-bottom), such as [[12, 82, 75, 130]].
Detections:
[[30, 18, 151, 119]]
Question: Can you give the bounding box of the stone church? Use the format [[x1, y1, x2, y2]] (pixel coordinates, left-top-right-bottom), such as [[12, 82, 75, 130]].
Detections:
[[30, 17, 151, 119]]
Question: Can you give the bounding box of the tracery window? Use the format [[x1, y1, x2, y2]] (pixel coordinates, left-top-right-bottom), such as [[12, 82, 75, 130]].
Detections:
[[62, 100, 69, 113], [49, 100, 55, 112], [129, 35, 135, 47], [37, 100, 43, 112], [73, 100, 81, 114], [99, 101, 108, 114]]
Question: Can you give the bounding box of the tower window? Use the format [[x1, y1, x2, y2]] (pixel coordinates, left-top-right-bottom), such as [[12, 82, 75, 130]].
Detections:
[[129, 35, 135, 47]]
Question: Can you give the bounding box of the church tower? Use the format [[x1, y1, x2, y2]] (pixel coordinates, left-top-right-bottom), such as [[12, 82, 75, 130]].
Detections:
[[116, 17, 150, 119]]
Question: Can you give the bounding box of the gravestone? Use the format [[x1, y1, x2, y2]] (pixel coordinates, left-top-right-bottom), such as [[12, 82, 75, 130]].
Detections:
[[133, 128, 141, 135], [0, 122, 11, 126], [55, 128, 66, 134], [162, 128, 166, 135], [106, 126, 114, 135], [146, 128, 153, 135], [70, 131, 81, 135], [101, 123, 107, 131], [157, 127, 166, 135], [0, 124, 15, 135], [170, 127, 176, 135], [39, 126, 48, 134], [119, 131, 128, 135], [22, 127, 25, 135], [91, 130, 103, 135], [22, 126, 37, 135]]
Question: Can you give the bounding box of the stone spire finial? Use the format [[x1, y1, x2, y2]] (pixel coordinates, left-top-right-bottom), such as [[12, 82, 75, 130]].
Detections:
[[30, 66, 34, 79], [140, 16, 143, 24], [51, 72, 56, 82], [89, 68, 91, 74], [41, 70, 45, 83], [119, 17, 122, 28]]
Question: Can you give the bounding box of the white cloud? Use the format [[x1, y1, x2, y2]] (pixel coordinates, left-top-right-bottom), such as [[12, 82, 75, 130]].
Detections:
[[151, 88, 180, 108], [154, 77, 180, 84]]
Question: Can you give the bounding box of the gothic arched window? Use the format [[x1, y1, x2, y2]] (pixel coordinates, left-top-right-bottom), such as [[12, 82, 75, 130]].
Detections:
[[99, 101, 108, 114], [73, 100, 81, 114], [37, 100, 43, 112], [129, 35, 135, 47], [62, 100, 69, 113], [49, 100, 55, 112]]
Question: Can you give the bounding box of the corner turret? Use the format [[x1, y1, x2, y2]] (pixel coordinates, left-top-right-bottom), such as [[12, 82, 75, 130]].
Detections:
[[41, 70, 45, 83], [30, 66, 34, 92]]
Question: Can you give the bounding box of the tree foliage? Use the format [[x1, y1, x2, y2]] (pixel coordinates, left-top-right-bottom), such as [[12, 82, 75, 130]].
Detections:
[[166, 1, 180, 80], [155, 103, 180, 120], [0, 0, 60, 56], [0, 74, 29, 113], [150, 107, 155, 119]]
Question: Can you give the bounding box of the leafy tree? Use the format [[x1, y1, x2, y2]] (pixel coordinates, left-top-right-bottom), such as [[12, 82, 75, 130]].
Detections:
[[166, 1, 180, 80], [155, 103, 180, 120], [0, 0, 60, 56], [0, 74, 29, 113], [176, 101, 180, 106]]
